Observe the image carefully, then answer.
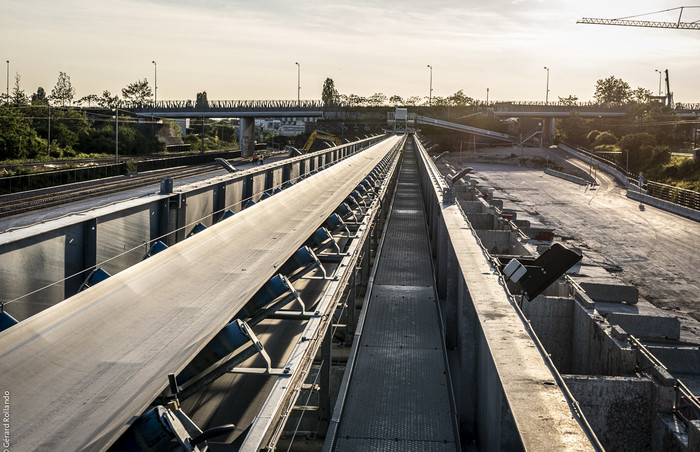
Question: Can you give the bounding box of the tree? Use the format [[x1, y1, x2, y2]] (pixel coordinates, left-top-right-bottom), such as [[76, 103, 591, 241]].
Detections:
[[404, 96, 422, 106], [50, 71, 76, 106], [594, 76, 631, 104], [388, 95, 404, 105], [11, 74, 28, 106], [557, 111, 589, 145], [0, 107, 44, 159], [121, 79, 153, 106], [196, 91, 208, 108], [77, 94, 100, 107], [558, 95, 578, 106], [31, 87, 49, 105], [98, 90, 121, 109], [321, 78, 340, 106], [447, 90, 474, 106], [593, 131, 617, 146], [367, 93, 387, 106], [632, 87, 653, 104], [618, 132, 657, 171]]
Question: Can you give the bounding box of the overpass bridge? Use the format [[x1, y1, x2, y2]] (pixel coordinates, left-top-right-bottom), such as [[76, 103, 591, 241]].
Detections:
[[130, 100, 325, 158], [2, 132, 699, 450]]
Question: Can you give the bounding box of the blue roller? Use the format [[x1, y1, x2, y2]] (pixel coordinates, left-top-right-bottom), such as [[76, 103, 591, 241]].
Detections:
[[244, 199, 256, 209], [324, 213, 346, 232], [187, 222, 207, 237], [177, 319, 249, 384], [143, 240, 168, 259], [280, 246, 325, 281], [219, 209, 235, 222], [335, 203, 355, 220], [78, 267, 111, 292], [110, 406, 173, 451], [246, 274, 290, 311], [283, 181, 294, 189], [260, 192, 272, 200], [305, 227, 333, 249], [274, 187, 283, 194], [0, 311, 18, 333]]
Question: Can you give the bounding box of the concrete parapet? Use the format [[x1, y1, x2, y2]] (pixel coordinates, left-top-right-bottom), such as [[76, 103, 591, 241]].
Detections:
[[544, 167, 588, 185], [627, 188, 700, 222]]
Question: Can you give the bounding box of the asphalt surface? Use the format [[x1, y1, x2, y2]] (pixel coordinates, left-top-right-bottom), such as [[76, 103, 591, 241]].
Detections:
[[442, 146, 700, 339]]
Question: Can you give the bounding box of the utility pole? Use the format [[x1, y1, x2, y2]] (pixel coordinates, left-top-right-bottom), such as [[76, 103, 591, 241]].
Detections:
[[115, 108, 119, 162], [47, 104, 51, 157], [295, 62, 300, 105], [427, 64, 433, 106], [152, 60, 157, 105]]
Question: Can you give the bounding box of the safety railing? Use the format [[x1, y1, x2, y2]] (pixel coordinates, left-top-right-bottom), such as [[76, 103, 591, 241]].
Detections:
[[130, 99, 325, 112], [628, 335, 700, 425], [646, 181, 700, 211]]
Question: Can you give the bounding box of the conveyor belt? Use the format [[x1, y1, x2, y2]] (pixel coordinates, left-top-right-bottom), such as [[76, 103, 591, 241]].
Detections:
[[0, 136, 400, 451], [331, 142, 459, 451]]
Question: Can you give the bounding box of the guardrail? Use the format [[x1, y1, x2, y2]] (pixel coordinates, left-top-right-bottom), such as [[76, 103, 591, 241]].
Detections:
[[646, 181, 700, 211], [628, 335, 700, 425], [561, 141, 700, 212]]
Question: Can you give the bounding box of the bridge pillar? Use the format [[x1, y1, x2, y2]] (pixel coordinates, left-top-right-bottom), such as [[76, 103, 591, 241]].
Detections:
[[543, 117, 556, 145], [239, 116, 256, 158]]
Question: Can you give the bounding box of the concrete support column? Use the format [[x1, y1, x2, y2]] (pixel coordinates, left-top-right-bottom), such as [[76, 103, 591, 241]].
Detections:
[[239, 116, 256, 158], [543, 117, 556, 145]]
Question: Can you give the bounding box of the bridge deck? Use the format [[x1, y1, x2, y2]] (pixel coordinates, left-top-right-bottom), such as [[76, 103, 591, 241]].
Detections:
[[331, 142, 459, 451]]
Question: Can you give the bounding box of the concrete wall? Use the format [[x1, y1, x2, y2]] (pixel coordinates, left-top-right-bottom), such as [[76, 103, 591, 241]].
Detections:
[[564, 375, 656, 451], [0, 136, 385, 321]]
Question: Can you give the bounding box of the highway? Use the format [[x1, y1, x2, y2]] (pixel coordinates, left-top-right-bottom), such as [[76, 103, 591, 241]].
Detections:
[[0, 136, 401, 451], [444, 147, 700, 339]]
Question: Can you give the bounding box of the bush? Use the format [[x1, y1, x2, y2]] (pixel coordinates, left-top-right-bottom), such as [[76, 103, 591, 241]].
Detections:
[[594, 131, 618, 146], [587, 130, 601, 144]]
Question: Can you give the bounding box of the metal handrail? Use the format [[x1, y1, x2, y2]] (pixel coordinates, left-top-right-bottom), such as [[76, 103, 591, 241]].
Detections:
[[562, 141, 700, 211], [627, 335, 700, 424], [129, 99, 325, 111]]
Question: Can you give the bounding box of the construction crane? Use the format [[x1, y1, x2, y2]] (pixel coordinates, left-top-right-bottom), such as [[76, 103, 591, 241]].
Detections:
[[578, 6, 700, 30]]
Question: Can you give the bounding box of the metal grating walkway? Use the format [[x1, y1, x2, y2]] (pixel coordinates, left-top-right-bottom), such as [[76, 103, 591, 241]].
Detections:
[[333, 143, 459, 451]]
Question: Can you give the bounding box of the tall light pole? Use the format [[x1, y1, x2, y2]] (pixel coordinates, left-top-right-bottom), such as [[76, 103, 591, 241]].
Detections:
[[427, 64, 433, 106], [486, 87, 489, 105], [152, 60, 157, 105], [655, 69, 662, 95], [544, 66, 550, 105], [295, 62, 300, 105], [5, 60, 9, 103]]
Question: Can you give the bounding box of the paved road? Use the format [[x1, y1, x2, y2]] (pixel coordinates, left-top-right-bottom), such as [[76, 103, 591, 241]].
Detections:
[[445, 149, 700, 339]]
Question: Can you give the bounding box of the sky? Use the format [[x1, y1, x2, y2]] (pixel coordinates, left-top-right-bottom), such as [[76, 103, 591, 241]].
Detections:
[[2, 0, 700, 104]]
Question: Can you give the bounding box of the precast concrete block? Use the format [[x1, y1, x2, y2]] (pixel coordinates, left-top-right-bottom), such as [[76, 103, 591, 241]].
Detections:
[[596, 301, 681, 341], [571, 264, 639, 304]]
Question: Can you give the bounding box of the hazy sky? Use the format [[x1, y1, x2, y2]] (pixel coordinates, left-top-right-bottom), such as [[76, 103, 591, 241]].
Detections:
[[2, 0, 699, 103]]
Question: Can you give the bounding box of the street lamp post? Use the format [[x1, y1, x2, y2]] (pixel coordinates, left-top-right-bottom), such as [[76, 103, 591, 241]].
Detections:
[[486, 88, 489, 105], [544, 66, 550, 105], [655, 69, 662, 95], [5, 60, 9, 103], [152, 60, 157, 105], [115, 109, 119, 163], [295, 62, 300, 105], [427, 65, 433, 106]]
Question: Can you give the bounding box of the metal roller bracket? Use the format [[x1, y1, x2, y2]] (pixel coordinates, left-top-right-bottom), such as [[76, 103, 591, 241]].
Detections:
[[228, 321, 291, 376]]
